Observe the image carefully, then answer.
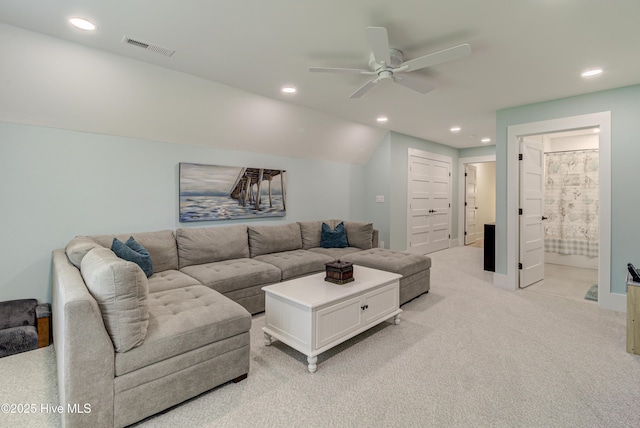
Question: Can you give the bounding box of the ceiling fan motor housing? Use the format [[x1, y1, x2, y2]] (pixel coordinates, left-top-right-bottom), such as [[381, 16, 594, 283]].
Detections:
[[369, 48, 403, 72]]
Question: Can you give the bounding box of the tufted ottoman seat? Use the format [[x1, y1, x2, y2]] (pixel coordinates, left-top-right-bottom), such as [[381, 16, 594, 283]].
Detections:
[[180, 258, 281, 314], [341, 248, 431, 305], [112, 284, 251, 427]]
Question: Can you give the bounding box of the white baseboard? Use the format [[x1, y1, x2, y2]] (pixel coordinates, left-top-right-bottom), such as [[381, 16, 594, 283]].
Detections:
[[545, 252, 598, 270], [600, 292, 626, 313]]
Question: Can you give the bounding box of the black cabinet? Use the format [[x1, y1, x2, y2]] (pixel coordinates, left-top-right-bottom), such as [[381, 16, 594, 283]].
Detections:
[[484, 223, 495, 272]]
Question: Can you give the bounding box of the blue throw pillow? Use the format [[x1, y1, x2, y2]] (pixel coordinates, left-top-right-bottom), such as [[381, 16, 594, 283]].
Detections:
[[111, 237, 154, 278], [321, 222, 349, 248]]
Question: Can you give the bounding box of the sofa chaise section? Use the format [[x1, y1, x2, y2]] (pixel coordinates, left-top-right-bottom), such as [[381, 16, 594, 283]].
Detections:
[[54, 229, 252, 427], [341, 248, 431, 305]]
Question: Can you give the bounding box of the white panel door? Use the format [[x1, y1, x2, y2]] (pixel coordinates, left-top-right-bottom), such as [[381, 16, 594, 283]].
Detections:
[[429, 159, 451, 252], [408, 149, 451, 254], [465, 164, 478, 245], [519, 137, 545, 288], [408, 155, 432, 254]]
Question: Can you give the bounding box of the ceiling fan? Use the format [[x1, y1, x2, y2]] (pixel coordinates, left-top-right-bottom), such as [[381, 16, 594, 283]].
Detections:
[[309, 27, 471, 99]]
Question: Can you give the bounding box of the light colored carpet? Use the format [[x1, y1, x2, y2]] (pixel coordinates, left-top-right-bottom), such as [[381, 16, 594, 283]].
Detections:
[[2, 246, 640, 427]]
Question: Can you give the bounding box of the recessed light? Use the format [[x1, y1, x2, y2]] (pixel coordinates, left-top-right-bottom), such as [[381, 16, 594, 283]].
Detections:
[[377, 117, 388, 123], [69, 18, 97, 31], [450, 126, 461, 132], [581, 68, 603, 78], [281, 86, 296, 94], [481, 138, 491, 143], [593, 128, 600, 133]]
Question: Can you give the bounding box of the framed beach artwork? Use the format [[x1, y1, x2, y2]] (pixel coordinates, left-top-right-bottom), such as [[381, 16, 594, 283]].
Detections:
[[179, 162, 287, 222]]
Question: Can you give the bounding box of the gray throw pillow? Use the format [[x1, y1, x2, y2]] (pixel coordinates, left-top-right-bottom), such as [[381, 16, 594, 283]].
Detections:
[[111, 237, 154, 277]]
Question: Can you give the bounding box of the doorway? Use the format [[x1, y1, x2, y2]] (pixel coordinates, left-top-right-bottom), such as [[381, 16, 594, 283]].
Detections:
[[518, 129, 600, 302], [458, 154, 496, 249], [506, 112, 618, 311]]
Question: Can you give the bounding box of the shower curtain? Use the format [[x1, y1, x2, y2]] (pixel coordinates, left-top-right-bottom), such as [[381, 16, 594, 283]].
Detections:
[[543, 149, 599, 257]]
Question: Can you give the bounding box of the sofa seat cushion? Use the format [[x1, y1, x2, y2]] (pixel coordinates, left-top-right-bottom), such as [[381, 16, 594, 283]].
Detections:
[[148, 270, 202, 293], [115, 285, 251, 376], [254, 250, 333, 280], [307, 247, 363, 259], [180, 259, 281, 294], [341, 248, 431, 278]]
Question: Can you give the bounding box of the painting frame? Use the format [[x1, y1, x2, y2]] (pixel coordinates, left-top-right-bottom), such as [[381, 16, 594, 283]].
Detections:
[[179, 162, 287, 222]]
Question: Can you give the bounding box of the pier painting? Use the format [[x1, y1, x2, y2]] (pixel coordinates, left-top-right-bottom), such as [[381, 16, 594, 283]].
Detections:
[[179, 162, 286, 222]]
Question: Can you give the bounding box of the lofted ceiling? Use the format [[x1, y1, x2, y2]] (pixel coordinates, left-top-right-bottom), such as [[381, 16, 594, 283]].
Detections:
[[1, 0, 640, 154]]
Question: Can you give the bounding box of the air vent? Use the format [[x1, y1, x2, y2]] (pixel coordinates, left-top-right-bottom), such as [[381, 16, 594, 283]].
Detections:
[[122, 36, 175, 57]]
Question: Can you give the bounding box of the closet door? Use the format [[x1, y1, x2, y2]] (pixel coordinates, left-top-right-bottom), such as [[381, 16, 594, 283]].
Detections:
[[407, 148, 451, 254]]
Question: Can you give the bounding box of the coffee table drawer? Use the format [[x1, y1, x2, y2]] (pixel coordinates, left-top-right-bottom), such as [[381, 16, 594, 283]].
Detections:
[[316, 296, 362, 349]]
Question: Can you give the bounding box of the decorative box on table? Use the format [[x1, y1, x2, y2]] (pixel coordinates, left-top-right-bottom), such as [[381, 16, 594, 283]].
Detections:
[[325, 260, 354, 284]]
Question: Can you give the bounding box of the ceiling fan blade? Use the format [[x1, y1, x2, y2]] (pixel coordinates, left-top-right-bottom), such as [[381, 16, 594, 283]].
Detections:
[[366, 27, 391, 66], [349, 79, 378, 99], [393, 74, 434, 94], [309, 66, 371, 74], [400, 43, 471, 72]]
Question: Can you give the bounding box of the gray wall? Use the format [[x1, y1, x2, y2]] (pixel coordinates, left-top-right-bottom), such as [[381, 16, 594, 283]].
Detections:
[[364, 133, 392, 248], [0, 122, 366, 303], [495, 84, 640, 294]]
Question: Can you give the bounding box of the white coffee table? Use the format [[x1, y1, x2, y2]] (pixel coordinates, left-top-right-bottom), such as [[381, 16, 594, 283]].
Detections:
[[262, 265, 402, 372]]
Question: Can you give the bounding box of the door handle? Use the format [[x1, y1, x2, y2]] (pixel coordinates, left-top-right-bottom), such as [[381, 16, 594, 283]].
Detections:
[[475, 207, 479, 210], [541, 216, 548, 220], [429, 209, 437, 213]]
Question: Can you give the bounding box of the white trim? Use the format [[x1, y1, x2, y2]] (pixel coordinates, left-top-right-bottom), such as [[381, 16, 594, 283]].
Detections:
[[458, 154, 496, 247], [407, 148, 453, 254], [506, 112, 619, 311], [493, 272, 508, 289]]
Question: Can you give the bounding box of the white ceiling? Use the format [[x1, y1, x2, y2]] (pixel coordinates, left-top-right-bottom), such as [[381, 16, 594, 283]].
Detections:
[[1, 0, 640, 152]]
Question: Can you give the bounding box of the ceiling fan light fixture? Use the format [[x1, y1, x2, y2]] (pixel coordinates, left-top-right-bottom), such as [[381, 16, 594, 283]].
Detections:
[[281, 86, 297, 94], [581, 68, 603, 78], [69, 17, 97, 31], [450, 126, 461, 132]]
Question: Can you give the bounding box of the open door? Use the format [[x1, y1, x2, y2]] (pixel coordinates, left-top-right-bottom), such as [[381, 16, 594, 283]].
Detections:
[[519, 136, 545, 288], [465, 164, 478, 245]]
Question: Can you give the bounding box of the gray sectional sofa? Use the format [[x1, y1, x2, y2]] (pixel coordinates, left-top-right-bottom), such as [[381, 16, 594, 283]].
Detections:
[[52, 220, 431, 427]]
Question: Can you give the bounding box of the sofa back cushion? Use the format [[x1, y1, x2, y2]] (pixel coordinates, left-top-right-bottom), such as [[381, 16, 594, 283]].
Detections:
[[91, 230, 178, 272], [298, 221, 322, 250], [343, 221, 374, 250], [81, 248, 149, 353], [248, 223, 302, 257], [176, 225, 250, 269], [298, 220, 374, 250], [65, 236, 103, 268]]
